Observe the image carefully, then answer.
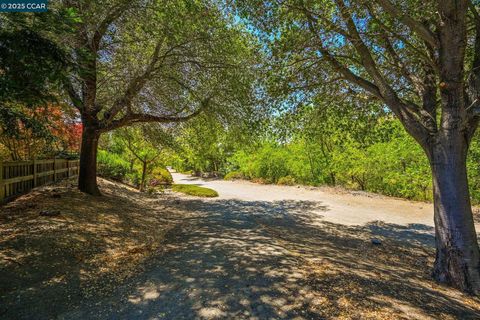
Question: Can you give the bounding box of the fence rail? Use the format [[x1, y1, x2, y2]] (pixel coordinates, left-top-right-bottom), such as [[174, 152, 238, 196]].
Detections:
[[0, 159, 79, 204]]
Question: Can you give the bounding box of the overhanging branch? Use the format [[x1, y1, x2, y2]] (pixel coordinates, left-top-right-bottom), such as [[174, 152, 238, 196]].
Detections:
[[374, 0, 439, 48], [104, 97, 210, 132]]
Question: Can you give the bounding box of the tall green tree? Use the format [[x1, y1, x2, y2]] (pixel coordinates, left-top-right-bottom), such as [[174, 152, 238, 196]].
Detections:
[[56, 0, 258, 194], [235, 0, 480, 293]]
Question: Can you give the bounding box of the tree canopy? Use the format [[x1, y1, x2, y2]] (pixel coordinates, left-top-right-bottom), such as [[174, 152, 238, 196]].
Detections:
[[2, 0, 480, 296]]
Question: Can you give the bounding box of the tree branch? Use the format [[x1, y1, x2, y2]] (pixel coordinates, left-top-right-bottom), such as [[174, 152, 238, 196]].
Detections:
[[103, 36, 209, 124], [105, 97, 209, 132], [104, 38, 165, 122], [301, 9, 382, 98], [63, 78, 83, 111], [374, 0, 438, 48], [125, 135, 143, 161], [92, 1, 131, 51], [299, 0, 432, 144]]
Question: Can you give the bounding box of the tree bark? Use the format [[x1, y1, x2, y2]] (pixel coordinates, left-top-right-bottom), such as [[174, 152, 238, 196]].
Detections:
[[429, 133, 480, 295], [78, 126, 101, 195]]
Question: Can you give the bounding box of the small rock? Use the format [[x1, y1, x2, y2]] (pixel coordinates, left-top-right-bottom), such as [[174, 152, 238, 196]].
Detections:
[[39, 210, 61, 217], [371, 238, 382, 245]]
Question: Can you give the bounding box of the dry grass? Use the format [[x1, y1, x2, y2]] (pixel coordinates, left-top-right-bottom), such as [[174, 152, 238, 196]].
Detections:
[[0, 178, 188, 318]]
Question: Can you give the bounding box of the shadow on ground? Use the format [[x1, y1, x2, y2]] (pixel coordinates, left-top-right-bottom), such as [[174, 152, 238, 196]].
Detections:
[[63, 197, 480, 320], [0, 179, 185, 319]]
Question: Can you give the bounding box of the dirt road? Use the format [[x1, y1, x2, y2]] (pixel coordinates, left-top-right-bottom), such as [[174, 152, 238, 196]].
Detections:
[[3, 174, 480, 319], [58, 172, 480, 319], [171, 172, 436, 227]]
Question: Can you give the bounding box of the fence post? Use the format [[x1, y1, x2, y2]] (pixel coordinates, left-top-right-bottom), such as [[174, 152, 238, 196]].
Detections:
[[33, 159, 37, 187], [0, 161, 4, 202], [74, 160, 78, 177]]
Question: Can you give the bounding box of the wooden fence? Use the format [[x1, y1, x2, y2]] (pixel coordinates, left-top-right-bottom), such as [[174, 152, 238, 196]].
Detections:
[[0, 159, 80, 204]]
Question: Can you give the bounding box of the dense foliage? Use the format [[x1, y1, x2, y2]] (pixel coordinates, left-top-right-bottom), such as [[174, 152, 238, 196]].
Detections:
[[0, 103, 82, 160], [97, 125, 174, 190], [227, 123, 433, 201], [172, 98, 480, 204], [0, 12, 80, 160]]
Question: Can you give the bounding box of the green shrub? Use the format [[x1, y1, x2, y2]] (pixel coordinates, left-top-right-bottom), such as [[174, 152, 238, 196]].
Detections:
[[147, 187, 156, 194], [224, 171, 244, 180], [166, 106, 480, 204], [229, 145, 290, 183], [252, 177, 269, 184], [149, 167, 173, 186], [97, 150, 129, 181], [126, 170, 141, 187], [277, 175, 296, 186], [171, 184, 219, 197]]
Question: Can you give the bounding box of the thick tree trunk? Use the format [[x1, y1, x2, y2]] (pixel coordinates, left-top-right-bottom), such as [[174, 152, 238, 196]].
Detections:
[[429, 134, 480, 294], [78, 126, 101, 195]]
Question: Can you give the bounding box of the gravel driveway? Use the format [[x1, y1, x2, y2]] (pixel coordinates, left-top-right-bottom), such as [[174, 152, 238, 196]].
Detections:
[[58, 172, 480, 320]]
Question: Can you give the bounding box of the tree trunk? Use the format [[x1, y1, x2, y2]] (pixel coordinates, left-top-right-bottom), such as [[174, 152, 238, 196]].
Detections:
[[429, 134, 480, 295], [78, 126, 101, 195], [139, 160, 147, 192], [330, 172, 336, 186]]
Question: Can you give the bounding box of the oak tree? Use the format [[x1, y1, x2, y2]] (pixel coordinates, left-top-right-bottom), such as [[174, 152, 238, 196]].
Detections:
[[59, 0, 257, 194], [236, 0, 480, 293]]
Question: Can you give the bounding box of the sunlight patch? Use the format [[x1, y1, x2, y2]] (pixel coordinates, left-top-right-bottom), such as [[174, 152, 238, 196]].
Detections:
[[198, 307, 226, 318]]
